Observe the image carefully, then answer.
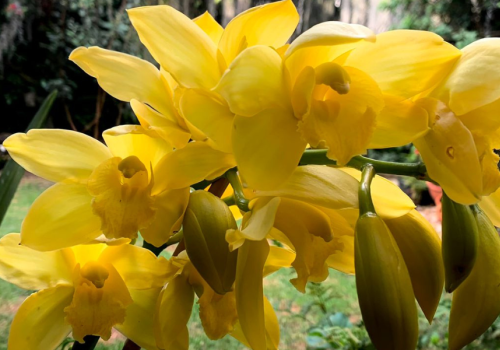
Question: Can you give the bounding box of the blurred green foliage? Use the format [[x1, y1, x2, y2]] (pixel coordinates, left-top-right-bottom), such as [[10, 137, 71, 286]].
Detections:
[[1, 0, 160, 135], [306, 292, 500, 350], [380, 0, 500, 48]]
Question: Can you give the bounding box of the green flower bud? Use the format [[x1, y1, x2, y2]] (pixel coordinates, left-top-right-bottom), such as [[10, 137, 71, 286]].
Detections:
[[442, 192, 478, 293], [355, 213, 419, 350], [449, 206, 500, 350], [183, 190, 238, 295]]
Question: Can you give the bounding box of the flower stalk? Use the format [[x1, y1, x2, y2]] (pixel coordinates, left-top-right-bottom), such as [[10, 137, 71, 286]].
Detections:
[[300, 149, 429, 181], [225, 168, 250, 212], [358, 164, 376, 215]]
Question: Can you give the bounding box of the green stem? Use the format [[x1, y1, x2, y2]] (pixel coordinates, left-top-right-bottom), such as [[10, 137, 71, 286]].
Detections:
[[72, 336, 99, 350], [300, 149, 429, 180], [358, 164, 376, 215], [142, 229, 183, 256], [191, 179, 213, 190], [223, 195, 236, 206], [225, 168, 250, 212]]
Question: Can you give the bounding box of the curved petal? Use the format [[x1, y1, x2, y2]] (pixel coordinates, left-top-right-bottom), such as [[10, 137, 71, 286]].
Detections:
[[187, 267, 238, 340], [235, 239, 270, 350], [155, 275, 194, 349], [414, 105, 483, 204], [193, 11, 223, 45], [277, 198, 334, 242], [180, 89, 234, 153], [299, 67, 384, 165], [0, 233, 74, 290], [4, 129, 112, 183], [273, 199, 340, 292], [115, 287, 162, 350], [385, 210, 444, 323], [231, 296, 280, 350], [473, 132, 500, 196], [153, 142, 236, 191], [103, 125, 172, 171], [326, 235, 355, 274], [369, 95, 430, 148], [21, 183, 102, 251], [339, 168, 416, 219], [215, 46, 287, 117], [286, 21, 375, 58], [479, 189, 500, 227], [286, 43, 363, 85], [99, 245, 170, 289], [345, 30, 461, 98], [8, 285, 74, 350], [141, 188, 190, 247], [264, 246, 296, 277], [219, 0, 299, 64], [458, 98, 500, 135], [437, 38, 500, 116], [232, 197, 281, 243], [69, 46, 174, 117], [256, 165, 359, 210], [128, 5, 219, 89], [233, 108, 306, 190], [71, 244, 108, 267], [131, 99, 191, 149]]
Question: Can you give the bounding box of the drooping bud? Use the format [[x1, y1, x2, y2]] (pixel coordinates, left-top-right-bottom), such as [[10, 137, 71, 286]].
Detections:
[[384, 209, 444, 324], [442, 192, 478, 292], [355, 164, 418, 350], [183, 190, 238, 294], [448, 206, 500, 350], [355, 213, 419, 350]]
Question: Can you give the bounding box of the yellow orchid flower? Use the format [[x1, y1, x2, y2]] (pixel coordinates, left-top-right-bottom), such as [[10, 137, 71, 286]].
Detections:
[[0, 233, 170, 350], [213, 23, 460, 190], [3, 126, 233, 250], [155, 249, 290, 350], [410, 38, 500, 204], [70, 0, 299, 153]]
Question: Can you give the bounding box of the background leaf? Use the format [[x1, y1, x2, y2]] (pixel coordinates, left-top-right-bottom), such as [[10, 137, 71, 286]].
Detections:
[[0, 90, 58, 225]]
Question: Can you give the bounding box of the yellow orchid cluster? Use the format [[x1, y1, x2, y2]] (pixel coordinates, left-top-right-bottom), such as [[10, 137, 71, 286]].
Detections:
[[2, 0, 500, 349]]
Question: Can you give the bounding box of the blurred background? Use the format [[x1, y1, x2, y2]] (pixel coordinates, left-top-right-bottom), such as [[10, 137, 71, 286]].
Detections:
[[1, 0, 500, 349]]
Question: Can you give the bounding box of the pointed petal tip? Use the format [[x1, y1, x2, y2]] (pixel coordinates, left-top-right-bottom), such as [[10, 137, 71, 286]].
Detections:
[[68, 46, 87, 61]]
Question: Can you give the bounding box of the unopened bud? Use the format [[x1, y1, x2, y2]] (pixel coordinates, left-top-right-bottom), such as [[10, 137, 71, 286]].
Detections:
[[183, 190, 238, 295], [355, 213, 418, 350], [442, 192, 478, 293]]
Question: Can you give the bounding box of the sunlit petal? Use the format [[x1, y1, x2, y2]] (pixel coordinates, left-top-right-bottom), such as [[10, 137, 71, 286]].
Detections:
[[154, 142, 235, 191], [128, 6, 219, 89], [8, 285, 74, 350], [103, 125, 172, 172], [0, 233, 74, 290], [193, 11, 223, 45], [437, 38, 500, 115], [235, 239, 270, 350], [345, 30, 461, 98], [233, 108, 306, 190], [21, 183, 102, 251], [219, 0, 299, 64], [215, 46, 288, 117], [69, 46, 174, 117], [4, 129, 111, 183]]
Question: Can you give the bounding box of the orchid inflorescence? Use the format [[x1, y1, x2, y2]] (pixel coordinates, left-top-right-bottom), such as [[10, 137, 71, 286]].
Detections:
[[2, 1, 500, 349]]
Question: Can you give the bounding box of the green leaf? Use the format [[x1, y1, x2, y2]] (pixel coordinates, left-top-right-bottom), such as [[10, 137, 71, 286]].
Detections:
[[0, 90, 58, 225]]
